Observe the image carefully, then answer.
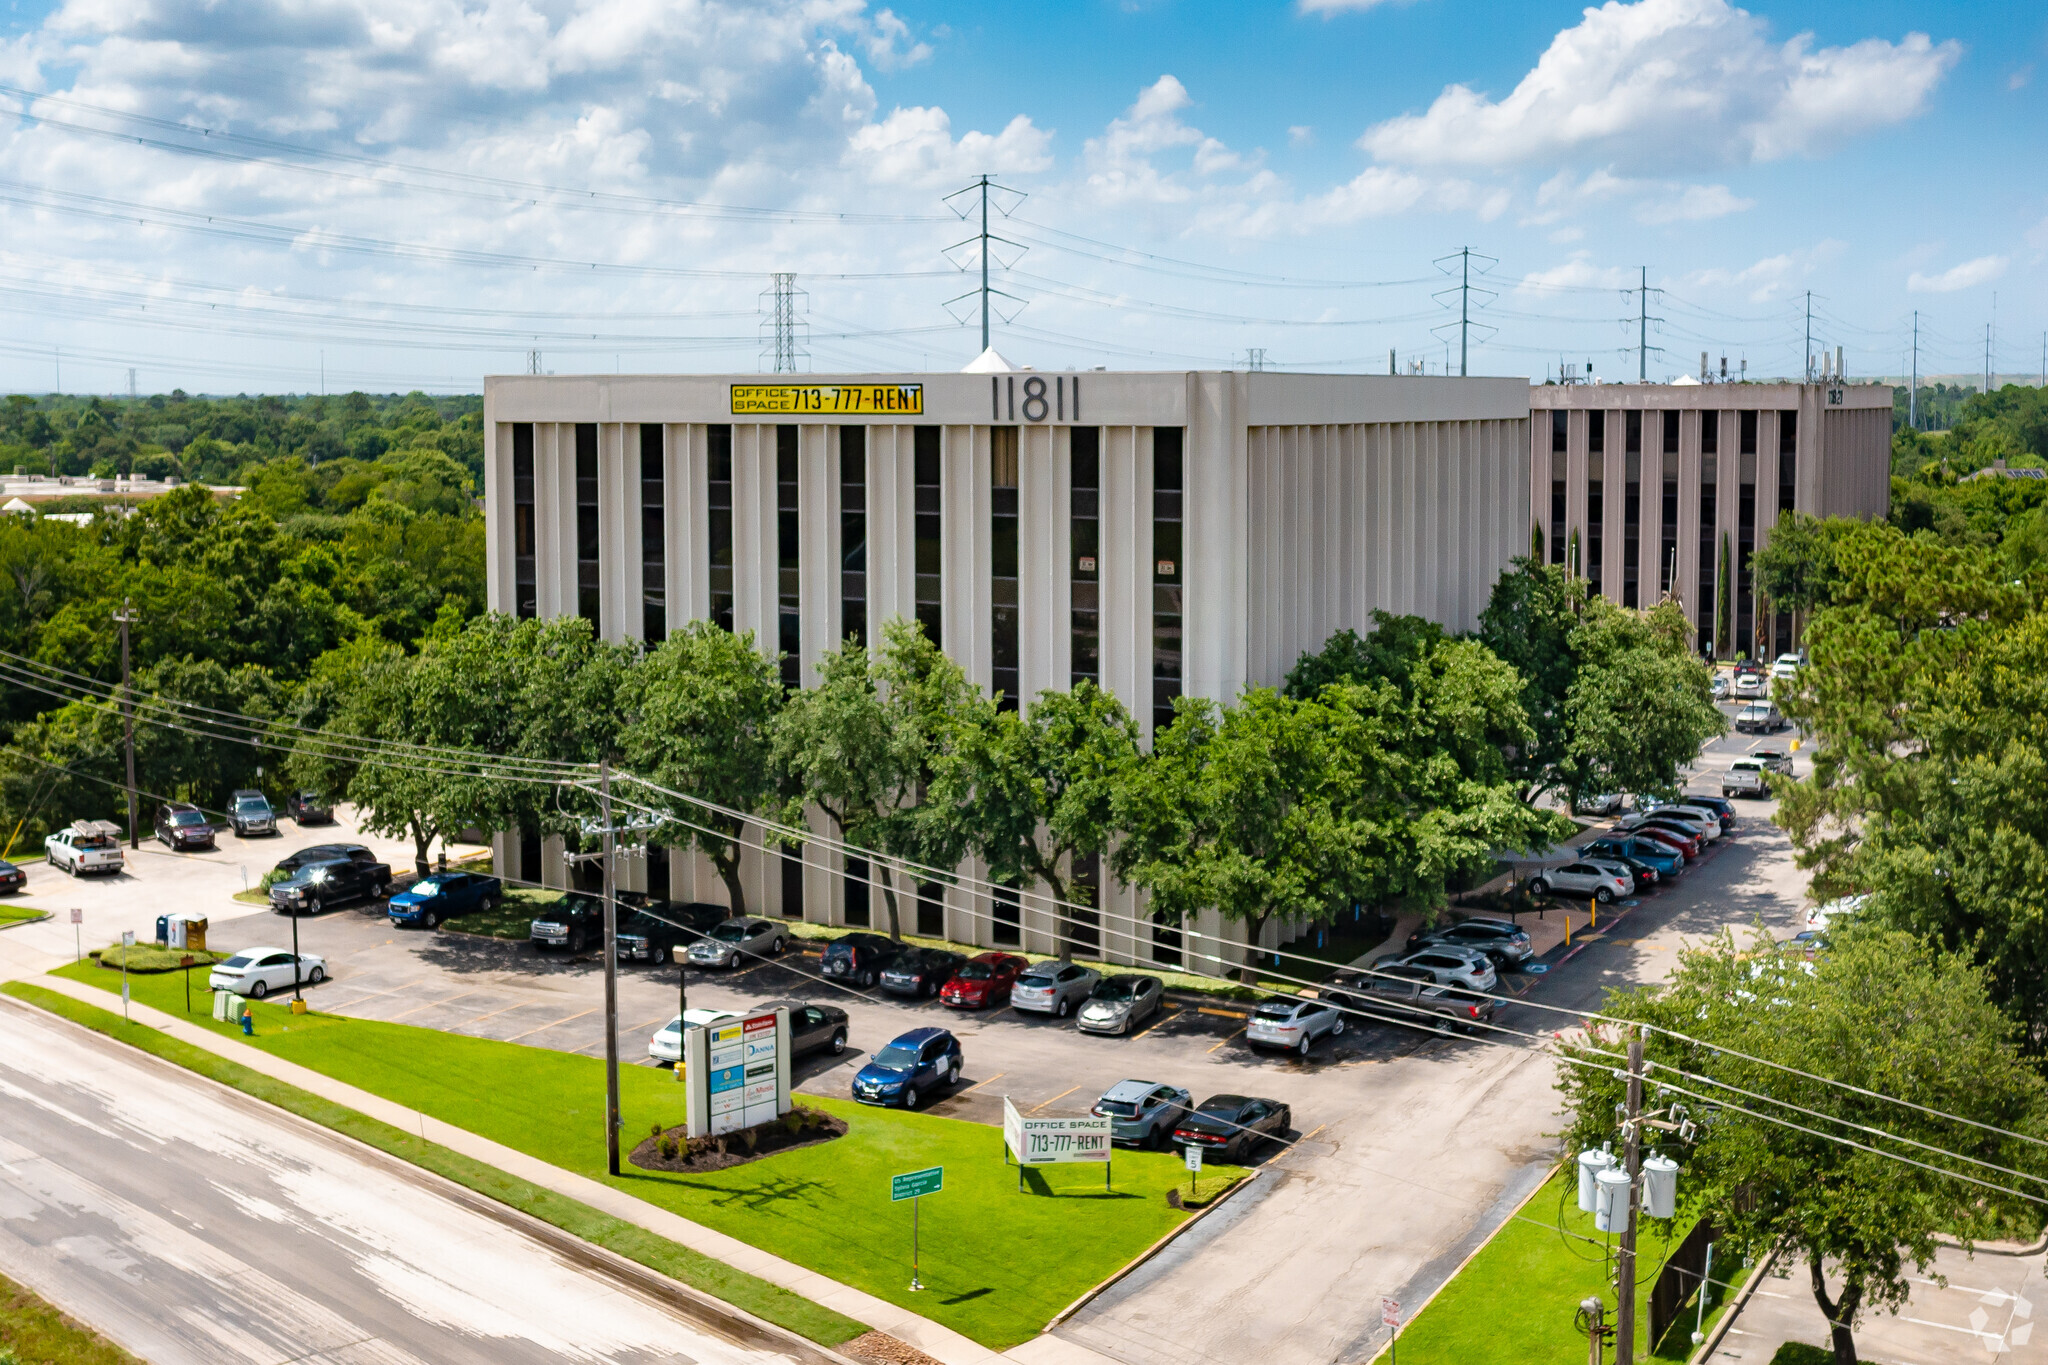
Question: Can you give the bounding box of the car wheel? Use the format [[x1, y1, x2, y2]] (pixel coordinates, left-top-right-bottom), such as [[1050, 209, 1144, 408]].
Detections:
[[304, 896, 322, 916], [859, 969, 876, 988], [830, 1028, 847, 1055], [308, 966, 325, 984], [1527, 878, 1548, 895], [1595, 887, 1614, 904], [1055, 996, 1071, 1019], [478, 894, 498, 913], [903, 1086, 920, 1110], [249, 979, 269, 999], [1297, 1034, 1312, 1060], [1331, 1017, 1345, 1038], [949, 1061, 961, 1087], [651, 945, 669, 965]]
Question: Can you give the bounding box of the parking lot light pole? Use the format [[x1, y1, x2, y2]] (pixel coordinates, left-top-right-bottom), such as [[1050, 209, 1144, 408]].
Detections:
[[600, 758, 621, 1178]]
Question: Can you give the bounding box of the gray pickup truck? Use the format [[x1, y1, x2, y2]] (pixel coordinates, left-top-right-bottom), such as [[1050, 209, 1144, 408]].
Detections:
[[1320, 964, 1500, 1034]]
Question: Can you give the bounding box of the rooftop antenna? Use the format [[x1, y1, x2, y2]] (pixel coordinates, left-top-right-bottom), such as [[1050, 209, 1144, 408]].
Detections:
[[943, 176, 1028, 353], [1432, 246, 1498, 375]]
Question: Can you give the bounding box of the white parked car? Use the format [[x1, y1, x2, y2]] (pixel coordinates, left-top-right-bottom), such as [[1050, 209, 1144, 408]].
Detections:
[[1389, 944, 1499, 993], [1527, 860, 1633, 904], [646, 1008, 742, 1066], [1772, 652, 1803, 681], [209, 946, 325, 998], [1731, 671, 1767, 699], [1245, 996, 1345, 1057], [1805, 893, 1873, 932], [44, 821, 125, 876], [1577, 792, 1626, 816], [1710, 673, 1731, 700], [1624, 805, 1720, 843]]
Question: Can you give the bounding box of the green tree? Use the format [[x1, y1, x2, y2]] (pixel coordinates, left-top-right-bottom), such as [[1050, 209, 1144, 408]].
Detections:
[[929, 680, 1141, 961], [1558, 928, 2045, 1365], [1752, 512, 1849, 615], [619, 621, 785, 918], [772, 619, 974, 941]]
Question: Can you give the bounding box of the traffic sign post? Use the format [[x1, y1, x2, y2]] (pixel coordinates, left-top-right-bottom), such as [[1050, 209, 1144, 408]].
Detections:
[[1184, 1141, 1203, 1199], [890, 1166, 943, 1291], [70, 906, 82, 962], [1382, 1297, 1401, 1363], [119, 930, 133, 1022]]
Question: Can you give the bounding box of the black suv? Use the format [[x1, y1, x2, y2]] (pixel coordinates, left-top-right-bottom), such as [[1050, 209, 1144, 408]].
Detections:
[[820, 932, 898, 987], [155, 802, 216, 851], [530, 892, 604, 952], [227, 789, 277, 837], [270, 854, 391, 916], [273, 844, 377, 880], [615, 901, 728, 965], [286, 790, 334, 825]]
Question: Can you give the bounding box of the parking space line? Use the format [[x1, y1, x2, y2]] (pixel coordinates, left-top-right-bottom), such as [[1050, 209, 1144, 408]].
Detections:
[[450, 998, 548, 1030], [503, 1007, 599, 1042], [625, 1013, 671, 1034], [1206, 1027, 1245, 1054], [384, 987, 492, 1021], [1197, 1006, 1247, 1020], [316, 976, 433, 1008], [1027, 1085, 1081, 1114], [959, 1071, 1006, 1096], [1128, 1004, 1178, 1039]]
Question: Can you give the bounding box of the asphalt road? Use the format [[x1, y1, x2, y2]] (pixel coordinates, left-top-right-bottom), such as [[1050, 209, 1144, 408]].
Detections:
[[0, 999, 830, 1365]]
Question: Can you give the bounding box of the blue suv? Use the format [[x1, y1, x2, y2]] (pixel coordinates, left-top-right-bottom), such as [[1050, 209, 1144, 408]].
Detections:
[[388, 871, 503, 929], [851, 1027, 962, 1110]]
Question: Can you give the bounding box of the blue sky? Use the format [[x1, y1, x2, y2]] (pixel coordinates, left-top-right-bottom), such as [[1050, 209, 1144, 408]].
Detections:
[[0, 0, 2038, 393]]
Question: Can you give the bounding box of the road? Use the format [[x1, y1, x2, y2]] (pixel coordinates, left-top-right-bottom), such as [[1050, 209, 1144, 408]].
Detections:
[[0, 998, 832, 1365]]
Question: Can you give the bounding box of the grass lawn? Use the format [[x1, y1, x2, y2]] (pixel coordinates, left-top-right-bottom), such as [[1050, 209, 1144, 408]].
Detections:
[[87, 942, 226, 971], [1376, 1168, 1747, 1364], [440, 886, 563, 940], [0, 1268, 142, 1365], [3, 981, 867, 1350], [55, 960, 1235, 1349], [0, 904, 47, 928]]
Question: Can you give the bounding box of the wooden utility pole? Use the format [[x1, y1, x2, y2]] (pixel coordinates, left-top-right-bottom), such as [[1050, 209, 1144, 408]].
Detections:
[[601, 758, 622, 1176], [1615, 1028, 1646, 1364]]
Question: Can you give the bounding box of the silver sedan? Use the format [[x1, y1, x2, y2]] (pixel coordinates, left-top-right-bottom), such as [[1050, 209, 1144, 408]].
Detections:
[[1077, 974, 1165, 1036]]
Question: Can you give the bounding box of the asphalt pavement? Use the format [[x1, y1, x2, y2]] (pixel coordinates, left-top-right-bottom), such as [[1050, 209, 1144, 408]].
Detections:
[[0, 997, 835, 1365]]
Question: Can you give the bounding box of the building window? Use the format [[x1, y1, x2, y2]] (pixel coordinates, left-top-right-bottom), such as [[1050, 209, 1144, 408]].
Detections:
[[1625, 411, 1642, 456], [1151, 915, 1183, 968], [992, 879, 1021, 946], [777, 426, 800, 688], [781, 854, 804, 919], [1588, 410, 1605, 454], [512, 423, 536, 619], [1701, 410, 1718, 455], [914, 426, 942, 646], [708, 424, 734, 631], [1740, 410, 1758, 456], [844, 857, 870, 927], [519, 828, 543, 889], [1550, 410, 1568, 567], [991, 428, 1020, 709], [640, 425, 665, 644], [1623, 451, 1641, 609], [1661, 464, 1679, 597], [1662, 410, 1679, 456], [1153, 428, 1184, 733], [1698, 450, 1718, 653], [1778, 411, 1798, 514], [1071, 426, 1100, 687], [575, 423, 600, 631], [917, 881, 945, 937], [1587, 451, 1603, 597], [647, 844, 670, 902], [840, 427, 866, 648], [1737, 472, 1756, 657], [1068, 852, 1102, 955]]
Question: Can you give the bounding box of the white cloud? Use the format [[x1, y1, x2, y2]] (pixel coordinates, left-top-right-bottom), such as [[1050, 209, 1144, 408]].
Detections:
[[1525, 169, 1749, 225], [1679, 240, 1842, 302], [862, 9, 932, 71], [1636, 182, 1753, 223], [1288, 125, 1314, 147], [847, 107, 1051, 184], [1906, 255, 2008, 293], [1360, 0, 1960, 172], [1081, 75, 1264, 205], [1298, 0, 1398, 13], [1516, 253, 1635, 294]]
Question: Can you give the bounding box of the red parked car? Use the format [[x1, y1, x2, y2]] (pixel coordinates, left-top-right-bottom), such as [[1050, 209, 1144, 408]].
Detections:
[[1625, 822, 1699, 859], [940, 952, 1029, 1009]]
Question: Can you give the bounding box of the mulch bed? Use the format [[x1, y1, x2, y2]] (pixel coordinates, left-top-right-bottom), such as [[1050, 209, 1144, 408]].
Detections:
[[839, 1330, 946, 1365], [628, 1109, 847, 1174]]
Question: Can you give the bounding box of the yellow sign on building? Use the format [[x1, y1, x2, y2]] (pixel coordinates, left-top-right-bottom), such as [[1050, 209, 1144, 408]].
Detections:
[[730, 383, 924, 416]]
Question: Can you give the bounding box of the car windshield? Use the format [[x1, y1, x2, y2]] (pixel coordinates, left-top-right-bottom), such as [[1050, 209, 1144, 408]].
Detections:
[[955, 962, 993, 980], [235, 797, 268, 811], [869, 1044, 920, 1070], [1017, 970, 1055, 985], [1092, 977, 1143, 1000], [1097, 1099, 1140, 1117], [222, 954, 254, 968], [1253, 1001, 1300, 1019], [169, 811, 207, 826], [709, 922, 748, 942], [410, 879, 448, 896]]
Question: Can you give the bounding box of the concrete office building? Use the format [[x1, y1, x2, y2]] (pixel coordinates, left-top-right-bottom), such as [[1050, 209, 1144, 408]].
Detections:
[[484, 368, 1527, 969], [1529, 381, 1893, 659]]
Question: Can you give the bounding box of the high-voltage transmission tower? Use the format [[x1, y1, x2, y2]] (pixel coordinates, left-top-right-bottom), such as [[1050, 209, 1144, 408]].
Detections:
[[1621, 267, 1665, 380], [1431, 246, 1497, 376], [943, 175, 1028, 352], [759, 273, 808, 373]]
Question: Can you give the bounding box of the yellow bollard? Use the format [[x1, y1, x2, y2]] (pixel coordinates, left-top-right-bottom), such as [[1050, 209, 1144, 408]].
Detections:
[[1591, 902, 1598, 930], [1565, 917, 1572, 947]]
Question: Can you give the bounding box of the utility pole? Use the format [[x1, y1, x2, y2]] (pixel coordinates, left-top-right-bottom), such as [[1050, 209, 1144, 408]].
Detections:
[[1614, 1027, 1646, 1365], [1432, 248, 1496, 377], [600, 758, 622, 1177], [527, 349, 542, 376], [1910, 312, 1919, 429], [758, 273, 807, 373], [112, 598, 138, 849], [943, 176, 1027, 355], [1623, 267, 1663, 381], [1803, 291, 1813, 380]]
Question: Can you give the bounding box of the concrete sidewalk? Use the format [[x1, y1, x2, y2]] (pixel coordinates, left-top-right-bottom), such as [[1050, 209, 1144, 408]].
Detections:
[[0, 937, 1119, 1365]]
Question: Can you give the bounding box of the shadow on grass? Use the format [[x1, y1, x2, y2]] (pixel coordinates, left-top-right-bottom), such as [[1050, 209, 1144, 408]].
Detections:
[[1019, 1168, 1141, 1199], [619, 1171, 835, 1213], [940, 1288, 994, 1305]]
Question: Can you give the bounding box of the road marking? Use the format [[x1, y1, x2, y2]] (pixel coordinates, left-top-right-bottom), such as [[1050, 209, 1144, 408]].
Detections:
[[1206, 1027, 1245, 1054], [503, 1007, 599, 1042], [625, 1013, 671, 1034], [1027, 1085, 1081, 1115], [1198, 1006, 1248, 1019], [316, 977, 432, 1009], [384, 987, 491, 1021], [451, 999, 547, 1029], [1128, 1004, 1179, 1040], [959, 1071, 1006, 1096], [1901, 1315, 2007, 1341]]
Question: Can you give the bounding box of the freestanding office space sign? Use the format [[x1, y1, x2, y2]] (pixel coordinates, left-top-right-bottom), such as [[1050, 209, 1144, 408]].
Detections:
[[684, 1007, 791, 1137]]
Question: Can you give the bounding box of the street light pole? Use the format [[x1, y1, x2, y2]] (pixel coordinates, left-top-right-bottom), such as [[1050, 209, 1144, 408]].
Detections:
[[600, 758, 622, 1177], [1614, 1027, 1646, 1365]]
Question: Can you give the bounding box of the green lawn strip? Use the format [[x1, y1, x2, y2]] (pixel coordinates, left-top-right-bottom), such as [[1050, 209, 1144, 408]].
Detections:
[[0, 905, 48, 928], [1768, 1346, 1830, 1365], [56, 960, 1234, 1349], [2, 981, 867, 1350], [86, 942, 227, 971], [0, 1267, 143, 1365], [1374, 1168, 1722, 1364], [232, 889, 269, 905]]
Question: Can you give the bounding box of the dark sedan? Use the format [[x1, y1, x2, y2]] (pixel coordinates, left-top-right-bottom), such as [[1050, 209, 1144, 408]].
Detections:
[[756, 998, 851, 1058], [0, 858, 23, 894], [1172, 1094, 1291, 1162], [286, 790, 334, 825], [820, 932, 898, 988], [877, 947, 965, 999], [615, 901, 728, 965]]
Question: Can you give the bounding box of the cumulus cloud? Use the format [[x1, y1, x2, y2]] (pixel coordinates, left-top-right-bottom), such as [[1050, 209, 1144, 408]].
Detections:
[[1081, 76, 1264, 205], [1635, 182, 1753, 223], [1906, 255, 2008, 293], [1680, 240, 1842, 302], [1526, 169, 1750, 225], [847, 107, 1051, 184], [1360, 0, 1960, 172]]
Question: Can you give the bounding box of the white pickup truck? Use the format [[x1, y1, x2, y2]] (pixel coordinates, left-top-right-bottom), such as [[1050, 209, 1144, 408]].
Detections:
[[1723, 758, 1771, 798], [45, 821, 125, 877]]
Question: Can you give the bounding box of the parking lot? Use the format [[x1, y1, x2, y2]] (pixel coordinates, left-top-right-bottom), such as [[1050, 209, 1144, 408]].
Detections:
[[0, 704, 1811, 1365]]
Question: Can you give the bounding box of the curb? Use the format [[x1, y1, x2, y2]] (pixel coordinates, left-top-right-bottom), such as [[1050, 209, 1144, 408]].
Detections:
[[1688, 1238, 1782, 1364], [0, 910, 52, 932], [1934, 1228, 2048, 1257], [1042, 1168, 1265, 1332]]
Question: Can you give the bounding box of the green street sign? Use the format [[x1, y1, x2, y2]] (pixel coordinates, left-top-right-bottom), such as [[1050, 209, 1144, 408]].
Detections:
[[891, 1166, 943, 1202]]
